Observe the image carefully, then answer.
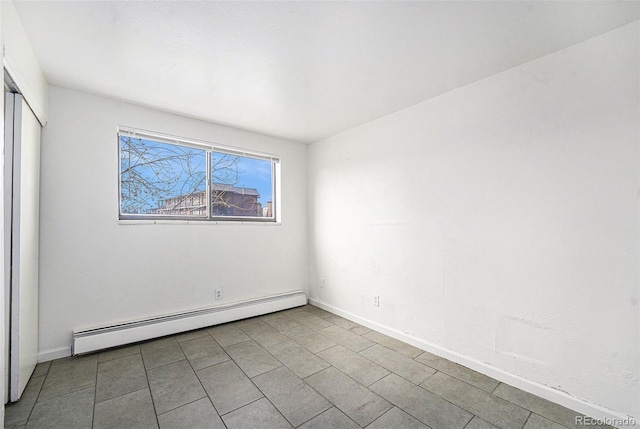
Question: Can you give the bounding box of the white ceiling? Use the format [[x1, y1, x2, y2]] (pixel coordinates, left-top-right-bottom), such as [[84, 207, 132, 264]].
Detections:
[[12, 1, 639, 143]]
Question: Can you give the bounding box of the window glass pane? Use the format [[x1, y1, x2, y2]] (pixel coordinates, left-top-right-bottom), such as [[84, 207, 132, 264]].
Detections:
[[120, 136, 207, 216], [211, 151, 274, 218]]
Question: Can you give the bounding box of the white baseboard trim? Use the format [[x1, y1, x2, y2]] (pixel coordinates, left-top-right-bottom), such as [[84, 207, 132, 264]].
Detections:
[[38, 346, 71, 363], [309, 298, 636, 425], [71, 291, 307, 355]]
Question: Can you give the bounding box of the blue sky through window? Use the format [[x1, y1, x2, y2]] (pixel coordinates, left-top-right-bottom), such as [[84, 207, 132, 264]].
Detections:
[[120, 135, 274, 216], [212, 152, 273, 206], [120, 136, 206, 214]]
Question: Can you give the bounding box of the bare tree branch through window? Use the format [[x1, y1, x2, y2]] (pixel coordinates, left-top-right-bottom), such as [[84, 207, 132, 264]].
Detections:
[[119, 134, 275, 220]]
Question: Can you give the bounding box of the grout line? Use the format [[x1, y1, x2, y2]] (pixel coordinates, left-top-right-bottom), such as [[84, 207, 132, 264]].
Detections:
[[297, 369, 355, 428], [91, 357, 99, 428], [418, 375, 533, 429], [154, 394, 208, 418], [32, 359, 56, 404], [293, 407, 331, 428], [249, 365, 282, 379], [249, 379, 296, 427], [357, 348, 435, 387], [146, 348, 208, 417], [305, 364, 395, 427], [226, 311, 334, 427], [190, 360, 228, 424], [415, 360, 499, 394], [94, 385, 149, 406], [462, 414, 476, 429], [139, 345, 162, 429], [142, 356, 187, 372], [364, 407, 395, 429], [175, 331, 211, 344], [212, 322, 268, 417], [95, 344, 142, 364], [16, 372, 46, 427], [422, 368, 546, 424], [358, 342, 377, 353], [219, 396, 265, 417]]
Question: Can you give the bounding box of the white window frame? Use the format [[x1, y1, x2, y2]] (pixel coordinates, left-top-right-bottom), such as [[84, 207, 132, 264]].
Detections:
[[118, 126, 280, 223]]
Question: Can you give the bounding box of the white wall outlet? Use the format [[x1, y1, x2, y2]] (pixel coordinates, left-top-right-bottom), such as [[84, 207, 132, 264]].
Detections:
[[215, 288, 223, 300], [373, 295, 379, 307], [320, 278, 325, 289]]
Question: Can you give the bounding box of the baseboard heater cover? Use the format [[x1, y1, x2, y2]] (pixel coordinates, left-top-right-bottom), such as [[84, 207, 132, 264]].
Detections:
[[72, 290, 307, 355]]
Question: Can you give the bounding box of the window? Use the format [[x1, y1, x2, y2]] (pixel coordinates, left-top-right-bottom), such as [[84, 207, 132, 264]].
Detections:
[[118, 127, 278, 221]]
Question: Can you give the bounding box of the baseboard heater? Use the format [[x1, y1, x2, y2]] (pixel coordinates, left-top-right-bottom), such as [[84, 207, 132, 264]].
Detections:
[[72, 290, 307, 355]]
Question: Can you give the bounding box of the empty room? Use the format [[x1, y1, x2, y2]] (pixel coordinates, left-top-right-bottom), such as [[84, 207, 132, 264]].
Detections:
[[0, 1, 638, 428]]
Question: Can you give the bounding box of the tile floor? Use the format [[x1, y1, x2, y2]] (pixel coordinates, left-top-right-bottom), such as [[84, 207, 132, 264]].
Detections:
[[5, 304, 612, 429]]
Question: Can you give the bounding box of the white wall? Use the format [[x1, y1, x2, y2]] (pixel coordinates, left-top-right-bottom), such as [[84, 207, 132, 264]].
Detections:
[[0, 1, 4, 422], [39, 86, 308, 359], [309, 21, 639, 419], [1, 0, 47, 125]]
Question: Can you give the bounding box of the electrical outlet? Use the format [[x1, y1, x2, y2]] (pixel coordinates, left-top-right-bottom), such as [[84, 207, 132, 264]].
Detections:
[[215, 288, 223, 300], [373, 295, 379, 307], [320, 278, 325, 289]]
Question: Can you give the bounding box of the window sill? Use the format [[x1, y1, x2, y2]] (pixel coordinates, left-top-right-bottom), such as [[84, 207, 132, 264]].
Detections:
[[118, 219, 281, 226]]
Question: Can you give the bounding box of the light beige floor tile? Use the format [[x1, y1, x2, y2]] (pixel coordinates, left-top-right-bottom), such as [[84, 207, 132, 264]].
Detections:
[[493, 383, 584, 428], [318, 345, 389, 386], [237, 320, 289, 348], [5, 376, 45, 427], [196, 360, 263, 415], [360, 344, 436, 385], [415, 351, 499, 392], [38, 355, 97, 401], [287, 311, 334, 330], [253, 366, 331, 426], [280, 306, 308, 316], [207, 323, 251, 347], [140, 337, 186, 370], [175, 329, 210, 343], [283, 326, 337, 353], [222, 398, 292, 429], [303, 305, 335, 319], [179, 335, 229, 370], [421, 372, 529, 429], [362, 331, 423, 358], [370, 373, 472, 429], [158, 397, 225, 429], [98, 345, 141, 363], [224, 340, 282, 377], [267, 340, 330, 378], [325, 315, 371, 335], [367, 407, 429, 429], [305, 367, 392, 427], [465, 416, 501, 429], [298, 407, 360, 429], [318, 325, 375, 352], [32, 362, 51, 378], [96, 354, 148, 403], [524, 414, 567, 429], [26, 387, 95, 429], [261, 313, 302, 331], [93, 388, 157, 429], [147, 359, 206, 414]]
